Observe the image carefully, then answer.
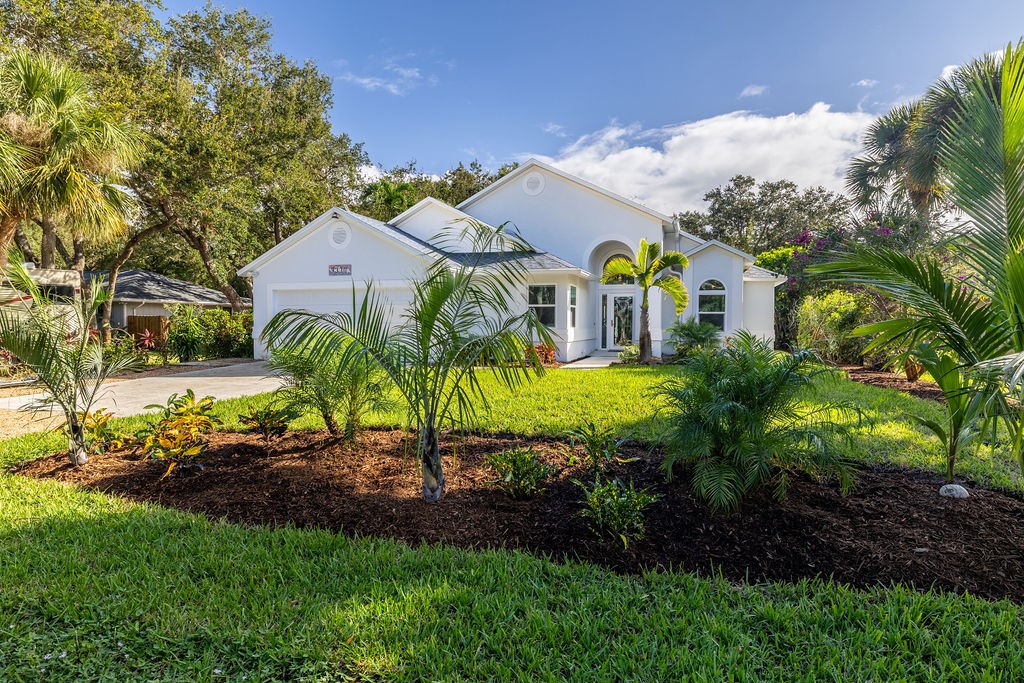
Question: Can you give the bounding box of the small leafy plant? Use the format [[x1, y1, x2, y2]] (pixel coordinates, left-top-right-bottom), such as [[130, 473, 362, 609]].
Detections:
[[484, 447, 556, 499], [566, 421, 627, 476], [667, 317, 721, 360], [78, 408, 126, 454], [617, 345, 640, 363], [526, 343, 557, 365], [239, 403, 296, 443], [138, 389, 221, 478], [576, 477, 661, 548]]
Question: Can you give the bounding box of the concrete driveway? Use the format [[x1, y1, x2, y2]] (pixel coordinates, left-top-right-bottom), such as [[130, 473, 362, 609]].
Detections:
[[0, 361, 282, 417]]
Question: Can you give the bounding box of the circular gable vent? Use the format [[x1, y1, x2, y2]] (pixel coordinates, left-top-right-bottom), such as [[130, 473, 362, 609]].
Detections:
[[522, 171, 545, 196], [329, 221, 352, 249]]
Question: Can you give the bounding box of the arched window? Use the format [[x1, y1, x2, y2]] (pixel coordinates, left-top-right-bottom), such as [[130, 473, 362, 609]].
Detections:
[[698, 279, 726, 330], [603, 255, 634, 284]]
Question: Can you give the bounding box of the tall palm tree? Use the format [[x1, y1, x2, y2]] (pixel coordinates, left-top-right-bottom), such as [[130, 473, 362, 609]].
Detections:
[[0, 50, 138, 268], [360, 177, 417, 221], [816, 41, 1024, 470], [0, 262, 138, 465], [846, 53, 1002, 218], [602, 239, 689, 364], [262, 221, 554, 502]]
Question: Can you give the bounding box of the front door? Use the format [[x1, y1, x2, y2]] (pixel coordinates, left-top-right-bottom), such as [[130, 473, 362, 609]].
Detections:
[[601, 293, 634, 350]]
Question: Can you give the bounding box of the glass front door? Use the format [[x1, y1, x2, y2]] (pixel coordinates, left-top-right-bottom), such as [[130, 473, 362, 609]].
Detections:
[[613, 296, 633, 347]]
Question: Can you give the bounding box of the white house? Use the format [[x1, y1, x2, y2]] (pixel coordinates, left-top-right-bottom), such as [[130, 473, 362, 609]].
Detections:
[[238, 159, 786, 361]]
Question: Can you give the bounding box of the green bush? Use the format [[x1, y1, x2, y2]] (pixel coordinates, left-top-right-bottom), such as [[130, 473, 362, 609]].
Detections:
[[796, 290, 870, 363], [166, 305, 253, 361], [137, 389, 221, 478], [666, 317, 721, 359], [239, 403, 296, 443], [485, 447, 556, 499], [102, 330, 144, 368], [617, 345, 640, 363], [566, 421, 623, 477], [576, 477, 661, 548], [267, 345, 394, 439], [656, 331, 857, 513]]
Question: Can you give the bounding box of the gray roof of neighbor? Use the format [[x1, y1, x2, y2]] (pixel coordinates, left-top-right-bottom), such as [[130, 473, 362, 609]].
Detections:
[[84, 269, 251, 307]]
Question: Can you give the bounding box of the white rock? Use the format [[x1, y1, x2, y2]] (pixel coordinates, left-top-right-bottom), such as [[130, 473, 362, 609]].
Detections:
[[939, 484, 969, 498]]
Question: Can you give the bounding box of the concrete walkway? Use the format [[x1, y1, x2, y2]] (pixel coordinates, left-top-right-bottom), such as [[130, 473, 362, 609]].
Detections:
[[0, 361, 282, 417], [561, 352, 619, 369]]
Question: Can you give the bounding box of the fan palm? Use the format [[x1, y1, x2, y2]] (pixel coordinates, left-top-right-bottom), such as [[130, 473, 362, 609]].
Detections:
[[815, 41, 1024, 468], [0, 262, 139, 465], [262, 220, 554, 502], [602, 239, 688, 363], [0, 50, 138, 267], [360, 178, 417, 220]]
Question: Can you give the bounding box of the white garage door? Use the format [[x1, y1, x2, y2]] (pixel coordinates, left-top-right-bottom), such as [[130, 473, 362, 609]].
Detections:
[[271, 286, 414, 328]]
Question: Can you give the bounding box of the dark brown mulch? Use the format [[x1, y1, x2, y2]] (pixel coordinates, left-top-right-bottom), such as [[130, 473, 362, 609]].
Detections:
[[16, 430, 1024, 602], [840, 365, 946, 402]]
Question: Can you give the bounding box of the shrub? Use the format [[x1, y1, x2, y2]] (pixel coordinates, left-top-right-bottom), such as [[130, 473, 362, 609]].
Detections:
[[656, 331, 857, 513], [166, 305, 254, 361], [566, 421, 624, 477], [485, 447, 556, 499], [526, 343, 557, 365], [78, 408, 126, 454], [268, 345, 394, 439], [667, 317, 721, 359], [138, 389, 221, 478], [617, 345, 640, 363], [576, 477, 661, 548], [239, 403, 296, 443], [796, 290, 870, 363], [102, 330, 144, 368]]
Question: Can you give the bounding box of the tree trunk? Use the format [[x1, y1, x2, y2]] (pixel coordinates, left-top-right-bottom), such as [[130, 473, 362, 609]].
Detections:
[[13, 225, 37, 265], [67, 413, 88, 466], [72, 233, 86, 272], [324, 411, 341, 436], [638, 298, 652, 364], [0, 216, 20, 269], [420, 423, 445, 502], [181, 227, 246, 313], [54, 234, 72, 268], [40, 217, 57, 269], [100, 224, 163, 342], [273, 214, 283, 244]]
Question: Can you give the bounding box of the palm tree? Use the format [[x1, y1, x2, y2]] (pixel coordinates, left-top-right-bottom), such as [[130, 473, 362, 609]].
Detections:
[[0, 262, 138, 465], [0, 50, 138, 268], [262, 220, 554, 502], [360, 178, 417, 221], [602, 239, 689, 364], [815, 41, 1024, 473], [846, 53, 1002, 217]]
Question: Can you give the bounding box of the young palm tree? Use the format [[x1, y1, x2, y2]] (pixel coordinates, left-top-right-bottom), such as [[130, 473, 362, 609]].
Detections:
[[816, 41, 1024, 471], [360, 178, 417, 221], [602, 239, 689, 364], [0, 50, 138, 268], [0, 263, 139, 465], [262, 221, 554, 502]]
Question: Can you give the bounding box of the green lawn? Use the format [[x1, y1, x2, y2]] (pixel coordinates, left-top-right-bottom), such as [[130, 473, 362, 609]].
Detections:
[[2, 367, 1024, 680]]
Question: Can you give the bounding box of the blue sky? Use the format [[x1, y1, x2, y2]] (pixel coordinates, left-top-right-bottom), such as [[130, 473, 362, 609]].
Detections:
[[163, 0, 1024, 211]]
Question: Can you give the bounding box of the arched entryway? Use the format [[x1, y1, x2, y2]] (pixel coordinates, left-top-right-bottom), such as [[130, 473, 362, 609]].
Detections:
[[588, 241, 636, 351]]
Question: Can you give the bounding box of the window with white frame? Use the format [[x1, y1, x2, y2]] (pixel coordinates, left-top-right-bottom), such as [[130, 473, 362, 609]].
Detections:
[[568, 285, 577, 328], [528, 285, 556, 326], [697, 279, 726, 330]]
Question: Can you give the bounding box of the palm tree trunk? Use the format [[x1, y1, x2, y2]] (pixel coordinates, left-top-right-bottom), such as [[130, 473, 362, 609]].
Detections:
[[421, 422, 445, 502], [0, 216, 21, 269], [13, 225, 37, 265], [67, 413, 88, 466], [40, 217, 57, 269], [638, 300, 652, 364]]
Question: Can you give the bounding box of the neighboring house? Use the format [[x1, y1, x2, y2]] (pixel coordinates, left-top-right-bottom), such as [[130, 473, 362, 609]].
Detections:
[[85, 269, 250, 331], [239, 159, 786, 361]]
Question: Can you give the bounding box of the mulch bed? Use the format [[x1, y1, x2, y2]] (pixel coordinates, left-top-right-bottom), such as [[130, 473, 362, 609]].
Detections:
[[840, 364, 946, 402], [16, 429, 1024, 602]]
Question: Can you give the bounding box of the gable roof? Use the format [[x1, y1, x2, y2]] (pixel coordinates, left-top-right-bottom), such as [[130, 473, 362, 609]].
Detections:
[[684, 239, 756, 264], [85, 270, 248, 307], [237, 207, 435, 277]]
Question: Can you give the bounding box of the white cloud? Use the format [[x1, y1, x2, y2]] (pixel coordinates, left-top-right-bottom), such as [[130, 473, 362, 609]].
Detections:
[[527, 103, 874, 213], [940, 64, 959, 81], [339, 57, 438, 96], [739, 84, 769, 98], [853, 78, 879, 88], [541, 122, 569, 138]]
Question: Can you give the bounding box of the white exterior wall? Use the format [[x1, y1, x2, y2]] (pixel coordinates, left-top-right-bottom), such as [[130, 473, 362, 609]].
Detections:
[[462, 167, 665, 271], [523, 273, 593, 361], [742, 280, 778, 343], [679, 247, 746, 336], [249, 216, 428, 357]]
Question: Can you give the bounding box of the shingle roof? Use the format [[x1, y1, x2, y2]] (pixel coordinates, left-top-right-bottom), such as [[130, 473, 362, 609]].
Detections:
[[743, 264, 785, 280], [442, 250, 580, 271], [84, 270, 251, 307]]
